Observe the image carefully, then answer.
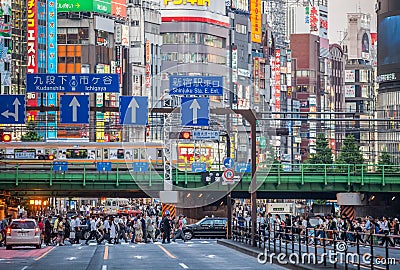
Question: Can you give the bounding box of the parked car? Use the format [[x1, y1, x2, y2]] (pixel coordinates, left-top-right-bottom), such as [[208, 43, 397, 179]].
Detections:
[[183, 217, 227, 240], [5, 219, 41, 249]]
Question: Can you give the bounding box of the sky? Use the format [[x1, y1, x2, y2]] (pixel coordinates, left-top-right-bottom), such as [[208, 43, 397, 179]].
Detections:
[[328, 0, 377, 43]]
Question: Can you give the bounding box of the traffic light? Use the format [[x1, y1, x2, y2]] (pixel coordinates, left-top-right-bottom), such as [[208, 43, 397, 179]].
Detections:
[[179, 131, 191, 139], [169, 131, 191, 140], [146, 126, 150, 137], [1, 134, 11, 142]]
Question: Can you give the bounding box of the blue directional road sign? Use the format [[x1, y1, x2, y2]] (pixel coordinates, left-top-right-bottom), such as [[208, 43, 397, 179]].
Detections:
[[181, 98, 209, 127], [192, 162, 207, 173], [60, 95, 90, 124], [235, 162, 251, 173], [97, 162, 112, 172], [0, 95, 25, 124], [223, 157, 234, 169], [133, 162, 149, 172], [119, 96, 148, 125], [26, 74, 120, 93], [52, 162, 68, 172], [169, 76, 223, 96]]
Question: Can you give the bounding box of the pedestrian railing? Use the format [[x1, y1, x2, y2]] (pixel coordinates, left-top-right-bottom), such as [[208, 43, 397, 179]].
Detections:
[[232, 221, 400, 270]]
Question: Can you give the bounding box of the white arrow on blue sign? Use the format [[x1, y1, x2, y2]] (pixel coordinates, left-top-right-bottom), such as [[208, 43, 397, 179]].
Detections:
[[60, 95, 90, 124], [181, 98, 209, 127], [0, 95, 25, 124], [223, 157, 234, 169], [119, 96, 148, 125]]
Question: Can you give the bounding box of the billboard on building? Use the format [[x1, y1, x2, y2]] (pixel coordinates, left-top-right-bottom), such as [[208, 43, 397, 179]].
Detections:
[[231, 0, 249, 12], [275, 49, 281, 112], [162, 0, 226, 14], [345, 85, 356, 98], [345, 70, 355, 82], [27, 0, 38, 114], [319, 5, 328, 39], [57, 0, 111, 14], [378, 13, 400, 77], [254, 57, 260, 103], [111, 0, 126, 18], [250, 0, 261, 43]]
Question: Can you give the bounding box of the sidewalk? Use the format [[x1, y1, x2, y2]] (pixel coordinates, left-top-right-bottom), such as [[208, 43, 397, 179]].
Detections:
[[217, 239, 359, 270]]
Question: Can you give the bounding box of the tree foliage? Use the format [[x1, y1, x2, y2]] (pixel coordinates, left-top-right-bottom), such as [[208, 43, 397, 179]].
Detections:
[[377, 150, 397, 172], [21, 121, 43, 142], [336, 134, 364, 165], [307, 133, 333, 164]]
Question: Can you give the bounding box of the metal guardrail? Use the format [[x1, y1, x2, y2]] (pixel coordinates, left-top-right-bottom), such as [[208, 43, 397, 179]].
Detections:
[[232, 221, 400, 269]]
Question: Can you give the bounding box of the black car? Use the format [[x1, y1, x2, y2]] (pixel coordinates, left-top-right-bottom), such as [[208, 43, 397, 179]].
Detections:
[[183, 217, 227, 240]]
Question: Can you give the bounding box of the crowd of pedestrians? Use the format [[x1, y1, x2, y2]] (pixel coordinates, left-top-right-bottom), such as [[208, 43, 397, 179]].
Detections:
[[233, 206, 400, 248], [4, 207, 188, 247]]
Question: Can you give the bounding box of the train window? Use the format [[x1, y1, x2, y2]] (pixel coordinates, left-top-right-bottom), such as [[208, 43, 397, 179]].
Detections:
[[89, 150, 96, 159], [14, 149, 36, 159], [157, 149, 163, 158], [141, 149, 146, 159], [104, 149, 109, 159], [133, 149, 139, 159], [97, 149, 102, 159], [0, 149, 4, 159], [117, 149, 124, 159], [66, 149, 88, 159], [125, 150, 132, 159]]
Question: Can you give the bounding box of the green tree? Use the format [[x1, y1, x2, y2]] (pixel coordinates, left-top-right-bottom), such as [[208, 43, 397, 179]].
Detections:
[[307, 133, 333, 164], [336, 134, 364, 167], [21, 121, 43, 142], [377, 150, 397, 172]]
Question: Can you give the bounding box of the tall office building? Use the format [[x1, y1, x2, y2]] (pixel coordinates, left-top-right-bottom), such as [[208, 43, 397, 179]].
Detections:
[[376, 0, 400, 163], [126, 0, 162, 142], [55, 0, 128, 142], [343, 13, 376, 163]]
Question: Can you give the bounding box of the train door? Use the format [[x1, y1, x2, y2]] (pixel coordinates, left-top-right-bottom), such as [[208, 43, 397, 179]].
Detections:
[[96, 149, 103, 161], [103, 148, 109, 160]]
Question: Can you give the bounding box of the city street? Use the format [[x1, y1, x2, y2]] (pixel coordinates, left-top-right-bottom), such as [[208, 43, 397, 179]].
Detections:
[[0, 240, 287, 270]]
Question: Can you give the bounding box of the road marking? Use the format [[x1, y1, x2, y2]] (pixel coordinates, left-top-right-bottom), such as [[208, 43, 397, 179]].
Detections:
[[200, 241, 210, 244], [89, 243, 97, 246], [185, 241, 194, 244], [206, 255, 216, 258], [21, 267, 28, 270], [134, 255, 143, 260], [66, 257, 77, 261], [158, 244, 176, 259], [179, 263, 189, 269], [34, 247, 54, 261], [104, 245, 109, 260], [102, 265, 107, 270]]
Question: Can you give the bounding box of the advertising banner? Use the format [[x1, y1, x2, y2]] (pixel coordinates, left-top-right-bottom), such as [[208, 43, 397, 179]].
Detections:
[[57, 0, 111, 14], [250, 0, 261, 43], [111, 0, 126, 18]]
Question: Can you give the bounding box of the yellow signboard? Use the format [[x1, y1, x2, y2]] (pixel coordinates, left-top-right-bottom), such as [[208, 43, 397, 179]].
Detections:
[[250, 0, 261, 43], [164, 0, 210, 6]]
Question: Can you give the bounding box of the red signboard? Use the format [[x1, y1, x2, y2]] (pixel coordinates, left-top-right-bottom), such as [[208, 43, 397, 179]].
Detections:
[[112, 0, 127, 18], [310, 6, 318, 32], [27, 0, 38, 114]]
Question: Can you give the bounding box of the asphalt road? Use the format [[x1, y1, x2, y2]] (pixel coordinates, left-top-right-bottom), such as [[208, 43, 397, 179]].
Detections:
[[0, 239, 288, 270]]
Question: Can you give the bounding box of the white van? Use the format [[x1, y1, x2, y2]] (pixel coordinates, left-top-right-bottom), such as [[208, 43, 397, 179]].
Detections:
[[104, 198, 130, 215]]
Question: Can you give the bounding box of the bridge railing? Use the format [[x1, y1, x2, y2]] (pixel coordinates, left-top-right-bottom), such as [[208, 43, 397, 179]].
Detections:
[[1, 162, 400, 190], [232, 221, 400, 269]]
